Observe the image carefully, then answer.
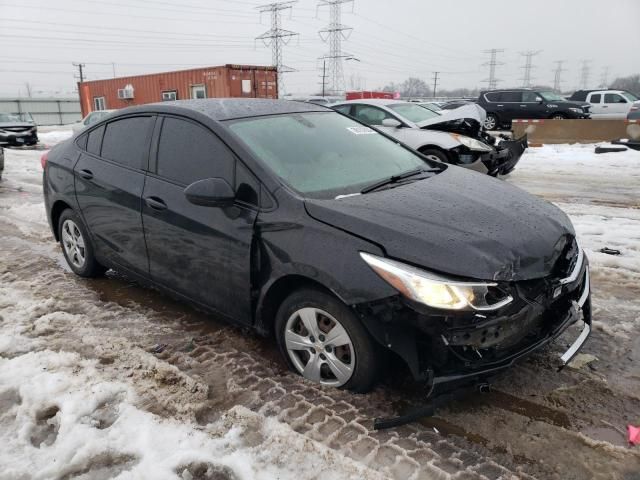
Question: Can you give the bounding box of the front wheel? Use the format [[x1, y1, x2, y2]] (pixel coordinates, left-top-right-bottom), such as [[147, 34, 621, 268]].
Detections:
[[58, 209, 106, 277], [275, 288, 379, 393], [551, 113, 566, 120]]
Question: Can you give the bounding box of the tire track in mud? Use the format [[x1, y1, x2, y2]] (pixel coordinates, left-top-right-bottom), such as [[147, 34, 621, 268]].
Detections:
[[2, 222, 640, 480]]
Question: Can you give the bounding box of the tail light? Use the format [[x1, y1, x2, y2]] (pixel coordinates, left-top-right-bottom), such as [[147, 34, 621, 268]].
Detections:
[[40, 151, 49, 169]]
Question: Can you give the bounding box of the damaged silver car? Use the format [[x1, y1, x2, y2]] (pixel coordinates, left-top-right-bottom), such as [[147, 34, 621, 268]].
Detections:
[[332, 99, 527, 176]]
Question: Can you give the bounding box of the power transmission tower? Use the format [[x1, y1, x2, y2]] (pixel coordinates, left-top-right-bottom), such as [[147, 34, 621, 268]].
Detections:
[[317, 0, 354, 95], [256, 1, 299, 98], [73, 62, 85, 83], [431, 71, 440, 98], [552, 60, 566, 91], [482, 49, 504, 90], [519, 50, 542, 87], [579, 60, 592, 89], [599, 66, 610, 88]]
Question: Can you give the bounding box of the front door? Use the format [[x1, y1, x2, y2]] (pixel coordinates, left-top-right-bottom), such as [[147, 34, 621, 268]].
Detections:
[[602, 93, 629, 118], [587, 92, 603, 115], [74, 116, 155, 274], [141, 115, 258, 323]]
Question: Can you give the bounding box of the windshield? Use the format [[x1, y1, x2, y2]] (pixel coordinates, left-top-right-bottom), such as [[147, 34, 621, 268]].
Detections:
[[387, 103, 440, 123], [540, 91, 566, 101], [622, 92, 639, 101], [227, 112, 436, 198], [0, 112, 32, 123]]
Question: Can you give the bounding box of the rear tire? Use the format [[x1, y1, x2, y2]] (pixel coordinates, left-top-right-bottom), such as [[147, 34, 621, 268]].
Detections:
[[58, 209, 106, 277], [275, 288, 379, 393], [418, 148, 449, 164]]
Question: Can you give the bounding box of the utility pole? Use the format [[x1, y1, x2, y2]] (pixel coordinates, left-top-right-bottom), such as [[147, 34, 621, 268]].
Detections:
[[600, 66, 610, 88], [112, 62, 116, 78], [317, 0, 354, 96], [256, 1, 299, 98], [579, 60, 592, 90], [321, 59, 327, 96], [73, 62, 85, 83], [431, 71, 439, 98], [519, 50, 542, 88], [482, 49, 504, 90], [552, 60, 566, 92]]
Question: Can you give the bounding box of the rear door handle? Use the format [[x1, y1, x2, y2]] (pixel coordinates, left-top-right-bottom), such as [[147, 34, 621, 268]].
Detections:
[[79, 169, 93, 180], [144, 196, 167, 211], [520, 105, 527, 107]]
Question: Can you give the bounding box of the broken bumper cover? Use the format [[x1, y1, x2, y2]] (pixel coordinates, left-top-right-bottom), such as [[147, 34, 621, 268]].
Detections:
[[432, 267, 591, 385], [479, 134, 528, 175]]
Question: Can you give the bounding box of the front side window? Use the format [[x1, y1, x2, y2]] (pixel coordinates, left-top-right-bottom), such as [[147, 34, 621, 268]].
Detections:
[[589, 94, 602, 103], [388, 103, 440, 123], [352, 105, 394, 126], [101, 116, 154, 169], [604, 93, 626, 104], [156, 117, 234, 185], [522, 92, 541, 102], [227, 112, 435, 198]]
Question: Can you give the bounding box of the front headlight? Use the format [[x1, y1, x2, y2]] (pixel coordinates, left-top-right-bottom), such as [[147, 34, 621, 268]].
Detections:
[[569, 107, 583, 114], [449, 134, 493, 152], [360, 252, 513, 311]]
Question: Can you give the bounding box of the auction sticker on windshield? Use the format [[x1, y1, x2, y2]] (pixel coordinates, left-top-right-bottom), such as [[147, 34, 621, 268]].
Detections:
[[346, 126, 377, 135]]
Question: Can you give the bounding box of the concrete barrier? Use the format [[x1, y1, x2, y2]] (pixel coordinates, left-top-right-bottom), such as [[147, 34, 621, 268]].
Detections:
[[511, 119, 640, 145]]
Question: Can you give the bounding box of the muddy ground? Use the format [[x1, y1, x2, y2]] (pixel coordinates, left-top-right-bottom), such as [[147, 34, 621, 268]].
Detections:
[[1, 142, 639, 479]]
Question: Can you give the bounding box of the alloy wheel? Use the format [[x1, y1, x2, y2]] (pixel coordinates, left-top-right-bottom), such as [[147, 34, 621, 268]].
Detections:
[[284, 307, 355, 387], [61, 219, 86, 269], [484, 115, 497, 130]]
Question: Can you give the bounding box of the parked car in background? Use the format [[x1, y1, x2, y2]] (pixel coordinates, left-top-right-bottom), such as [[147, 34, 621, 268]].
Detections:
[[478, 89, 591, 130], [332, 99, 527, 176], [568, 90, 640, 119], [441, 99, 473, 110], [73, 110, 117, 132], [43, 98, 591, 393], [0, 112, 38, 147], [627, 105, 640, 120]]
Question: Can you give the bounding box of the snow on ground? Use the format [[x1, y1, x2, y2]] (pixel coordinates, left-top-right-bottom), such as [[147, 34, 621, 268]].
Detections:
[[37, 125, 75, 147]]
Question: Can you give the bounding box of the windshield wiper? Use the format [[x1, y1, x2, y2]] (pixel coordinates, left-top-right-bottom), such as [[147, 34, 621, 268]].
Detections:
[[360, 168, 436, 194]]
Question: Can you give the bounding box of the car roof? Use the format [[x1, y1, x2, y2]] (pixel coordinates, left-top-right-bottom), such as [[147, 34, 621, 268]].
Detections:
[[113, 98, 329, 121], [336, 99, 408, 106]]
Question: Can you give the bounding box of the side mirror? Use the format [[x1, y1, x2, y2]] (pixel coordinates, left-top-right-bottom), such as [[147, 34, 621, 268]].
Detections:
[[381, 118, 402, 128], [184, 178, 235, 207]]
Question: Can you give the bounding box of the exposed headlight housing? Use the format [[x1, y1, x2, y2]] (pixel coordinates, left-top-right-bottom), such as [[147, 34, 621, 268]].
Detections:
[[450, 133, 494, 152], [360, 252, 513, 311]]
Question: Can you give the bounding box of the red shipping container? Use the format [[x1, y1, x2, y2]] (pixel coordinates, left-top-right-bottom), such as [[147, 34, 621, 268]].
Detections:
[[345, 91, 396, 100]]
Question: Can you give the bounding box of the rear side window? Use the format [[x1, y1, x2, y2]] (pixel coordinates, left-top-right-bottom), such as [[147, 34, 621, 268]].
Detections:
[[86, 125, 104, 155], [101, 116, 154, 169], [156, 117, 235, 185], [501, 92, 522, 102], [484, 92, 501, 102], [589, 94, 601, 103]]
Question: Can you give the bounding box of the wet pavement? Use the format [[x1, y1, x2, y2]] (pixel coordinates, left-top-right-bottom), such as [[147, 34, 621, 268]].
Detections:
[[1, 144, 640, 479]]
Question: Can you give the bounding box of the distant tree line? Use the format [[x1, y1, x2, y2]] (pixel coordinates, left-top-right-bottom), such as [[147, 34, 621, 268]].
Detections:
[[610, 74, 640, 95]]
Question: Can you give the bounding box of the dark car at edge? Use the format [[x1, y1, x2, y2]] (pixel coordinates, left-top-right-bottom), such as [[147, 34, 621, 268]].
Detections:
[[478, 89, 591, 130], [42, 99, 591, 393], [0, 112, 39, 147]]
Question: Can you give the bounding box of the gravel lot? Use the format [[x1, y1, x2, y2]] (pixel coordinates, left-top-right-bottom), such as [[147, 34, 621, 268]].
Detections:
[[1, 133, 639, 479]]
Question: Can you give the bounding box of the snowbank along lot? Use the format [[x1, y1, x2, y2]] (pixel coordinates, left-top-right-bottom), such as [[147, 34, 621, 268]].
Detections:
[[1, 130, 639, 479]]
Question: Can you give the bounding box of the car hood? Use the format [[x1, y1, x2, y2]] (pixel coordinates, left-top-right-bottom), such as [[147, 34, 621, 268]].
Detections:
[[304, 166, 575, 282], [0, 122, 35, 129], [415, 104, 486, 138]]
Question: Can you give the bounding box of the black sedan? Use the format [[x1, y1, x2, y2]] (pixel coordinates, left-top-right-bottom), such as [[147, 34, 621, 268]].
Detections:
[[42, 99, 591, 392], [0, 112, 38, 147]]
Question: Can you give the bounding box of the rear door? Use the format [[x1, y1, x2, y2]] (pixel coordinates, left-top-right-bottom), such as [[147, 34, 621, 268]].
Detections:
[[74, 116, 154, 275], [141, 115, 259, 323], [499, 91, 523, 122]]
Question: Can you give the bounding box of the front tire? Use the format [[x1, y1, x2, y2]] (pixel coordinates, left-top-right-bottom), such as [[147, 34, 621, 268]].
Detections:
[[275, 288, 379, 393], [58, 209, 105, 277], [551, 113, 566, 120]]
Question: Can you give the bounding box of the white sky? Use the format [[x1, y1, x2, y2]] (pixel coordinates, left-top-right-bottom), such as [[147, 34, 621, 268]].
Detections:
[[0, 0, 639, 97]]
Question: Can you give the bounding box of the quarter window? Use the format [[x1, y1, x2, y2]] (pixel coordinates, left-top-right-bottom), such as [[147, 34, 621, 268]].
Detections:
[[333, 105, 352, 115], [93, 97, 106, 110], [86, 125, 104, 155], [485, 92, 501, 102], [101, 117, 154, 169], [156, 117, 235, 185]]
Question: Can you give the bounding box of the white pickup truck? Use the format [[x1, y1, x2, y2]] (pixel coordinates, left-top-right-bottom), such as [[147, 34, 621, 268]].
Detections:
[[568, 89, 640, 119]]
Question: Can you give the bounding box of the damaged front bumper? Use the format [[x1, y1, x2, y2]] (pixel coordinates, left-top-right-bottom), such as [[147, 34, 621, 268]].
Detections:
[[0, 128, 39, 147], [479, 134, 528, 176]]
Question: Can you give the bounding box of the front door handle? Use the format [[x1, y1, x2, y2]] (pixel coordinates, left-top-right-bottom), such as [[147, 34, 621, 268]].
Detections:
[[144, 196, 167, 211], [79, 169, 93, 180]]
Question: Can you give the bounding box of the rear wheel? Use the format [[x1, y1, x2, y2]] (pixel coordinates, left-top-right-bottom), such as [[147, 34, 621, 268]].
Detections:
[[484, 113, 499, 130], [58, 209, 106, 277], [275, 288, 379, 393]]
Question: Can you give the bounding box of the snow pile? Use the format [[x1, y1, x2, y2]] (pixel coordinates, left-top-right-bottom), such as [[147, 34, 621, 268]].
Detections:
[[38, 127, 74, 146]]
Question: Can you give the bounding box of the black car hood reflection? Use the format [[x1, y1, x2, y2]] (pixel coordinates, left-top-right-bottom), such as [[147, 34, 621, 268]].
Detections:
[[416, 104, 485, 138], [304, 166, 574, 282]]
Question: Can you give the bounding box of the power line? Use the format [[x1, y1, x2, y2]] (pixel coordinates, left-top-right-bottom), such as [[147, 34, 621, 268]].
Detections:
[[600, 66, 610, 88], [317, 0, 354, 95], [519, 50, 542, 88], [482, 49, 504, 90], [255, 1, 299, 98], [552, 60, 566, 91]]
